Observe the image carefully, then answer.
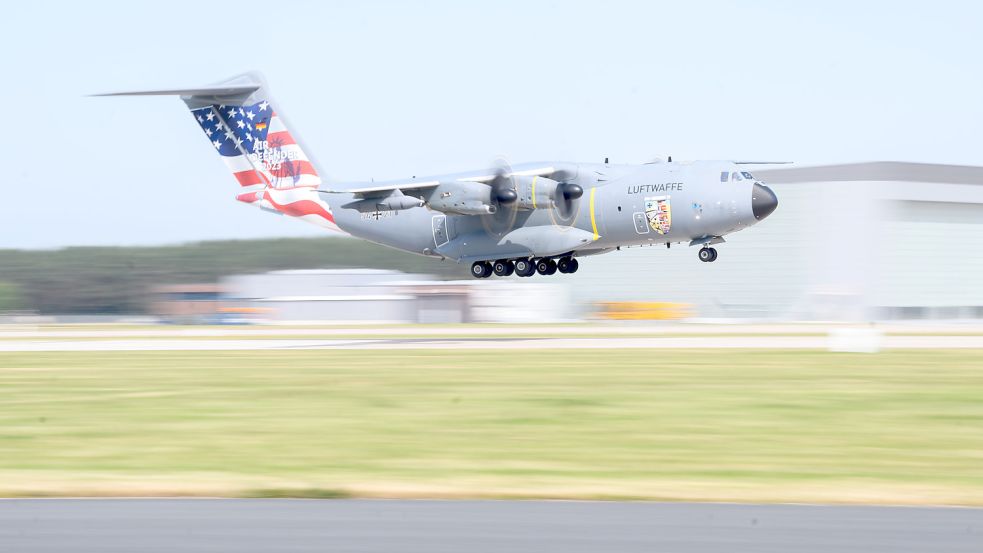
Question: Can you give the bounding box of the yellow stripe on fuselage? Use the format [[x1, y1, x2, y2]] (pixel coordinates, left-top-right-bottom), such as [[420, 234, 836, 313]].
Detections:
[[531, 176, 538, 209], [589, 187, 599, 240]]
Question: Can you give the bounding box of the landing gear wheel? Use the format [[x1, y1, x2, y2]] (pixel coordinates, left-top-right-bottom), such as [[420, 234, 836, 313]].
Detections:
[[708, 248, 718, 262], [515, 258, 536, 277], [698, 247, 718, 263], [536, 259, 558, 275], [493, 259, 515, 277], [471, 261, 493, 278], [557, 257, 579, 274]]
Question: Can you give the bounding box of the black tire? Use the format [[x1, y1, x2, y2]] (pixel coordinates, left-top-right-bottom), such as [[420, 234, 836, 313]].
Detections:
[[493, 260, 510, 277], [545, 259, 558, 275], [515, 259, 534, 277], [557, 257, 579, 274], [707, 248, 718, 262], [471, 261, 492, 278], [536, 259, 551, 275], [698, 248, 712, 262]]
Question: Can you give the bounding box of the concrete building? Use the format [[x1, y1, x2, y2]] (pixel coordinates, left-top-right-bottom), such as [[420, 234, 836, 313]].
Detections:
[[566, 162, 983, 321], [222, 269, 571, 323]]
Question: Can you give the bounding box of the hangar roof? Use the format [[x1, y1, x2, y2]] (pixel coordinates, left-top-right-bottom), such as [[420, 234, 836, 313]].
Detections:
[[756, 162, 983, 185]]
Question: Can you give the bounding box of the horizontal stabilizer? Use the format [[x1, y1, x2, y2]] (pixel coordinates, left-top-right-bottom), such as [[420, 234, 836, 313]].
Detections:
[[91, 85, 261, 98]]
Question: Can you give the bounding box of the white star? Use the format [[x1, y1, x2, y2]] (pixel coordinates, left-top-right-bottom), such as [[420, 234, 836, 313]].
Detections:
[[224, 129, 235, 140], [205, 128, 213, 136], [227, 107, 237, 118], [196, 114, 204, 123], [238, 107, 245, 117], [212, 139, 222, 149], [247, 123, 253, 131], [205, 111, 215, 121], [246, 133, 253, 141], [234, 137, 243, 148], [258, 100, 269, 111], [236, 119, 245, 129], [246, 110, 255, 120]]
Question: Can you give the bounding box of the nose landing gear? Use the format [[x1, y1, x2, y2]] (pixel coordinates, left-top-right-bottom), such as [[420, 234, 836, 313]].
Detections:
[[698, 247, 718, 263]]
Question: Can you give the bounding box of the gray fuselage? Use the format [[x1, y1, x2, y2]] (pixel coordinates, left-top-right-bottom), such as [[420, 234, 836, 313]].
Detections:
[[324, 160, 775, 265]]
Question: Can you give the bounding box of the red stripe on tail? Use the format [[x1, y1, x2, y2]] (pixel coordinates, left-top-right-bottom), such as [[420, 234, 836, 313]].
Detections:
[[263, 191, 336, 224], [234, 170, 265, 186]]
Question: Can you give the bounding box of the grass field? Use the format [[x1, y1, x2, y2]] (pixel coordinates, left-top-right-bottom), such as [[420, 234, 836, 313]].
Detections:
[[1, 349, 982, 504]]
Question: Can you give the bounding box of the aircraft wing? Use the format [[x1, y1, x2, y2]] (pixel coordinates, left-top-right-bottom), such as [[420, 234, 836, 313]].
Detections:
[[329, 180, 442, 199], [321, 166, 557, 199]]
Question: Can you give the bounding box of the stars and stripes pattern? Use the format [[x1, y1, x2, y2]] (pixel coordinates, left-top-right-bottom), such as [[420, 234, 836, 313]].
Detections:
[[188, 99, 339, 231]]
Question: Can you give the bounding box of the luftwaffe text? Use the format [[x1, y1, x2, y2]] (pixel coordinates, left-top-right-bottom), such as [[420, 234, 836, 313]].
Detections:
[[627, 182, 683, 194]]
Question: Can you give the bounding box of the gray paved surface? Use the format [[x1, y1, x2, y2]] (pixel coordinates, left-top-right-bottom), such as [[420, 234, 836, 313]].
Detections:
[[0, 499, 980, 552], [2, 335, 983, 351]]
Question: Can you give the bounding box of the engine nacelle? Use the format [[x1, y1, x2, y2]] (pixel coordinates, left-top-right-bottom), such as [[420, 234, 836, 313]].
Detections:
[[425, 182, 495, 215], [512, 176, 559, 210]]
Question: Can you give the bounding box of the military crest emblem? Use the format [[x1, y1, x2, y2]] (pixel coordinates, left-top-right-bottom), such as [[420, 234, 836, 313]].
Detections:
[[644, 196, 672, 234]]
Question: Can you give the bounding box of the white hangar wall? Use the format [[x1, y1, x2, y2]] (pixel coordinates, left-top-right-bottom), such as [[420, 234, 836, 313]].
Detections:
[[565, 162, 983, 321]]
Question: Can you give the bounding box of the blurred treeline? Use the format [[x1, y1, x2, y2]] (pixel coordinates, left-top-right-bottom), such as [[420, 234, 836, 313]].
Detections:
[[0, 237, 467, 314]]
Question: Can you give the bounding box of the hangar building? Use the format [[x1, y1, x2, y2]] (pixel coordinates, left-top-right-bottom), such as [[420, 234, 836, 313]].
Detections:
[[566, 162, 983, 321]]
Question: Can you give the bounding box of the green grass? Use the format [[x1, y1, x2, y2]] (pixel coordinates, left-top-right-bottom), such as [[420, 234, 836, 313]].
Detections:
[[1, 349, 982, 504]]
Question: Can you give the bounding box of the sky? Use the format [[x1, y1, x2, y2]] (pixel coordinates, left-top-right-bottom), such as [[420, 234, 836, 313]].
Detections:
[[3, 0, 982, 249]]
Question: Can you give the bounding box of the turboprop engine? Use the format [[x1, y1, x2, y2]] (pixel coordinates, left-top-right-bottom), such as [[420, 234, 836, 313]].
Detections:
[[425, 182, 502, 215], [511, 176, 583, 211]]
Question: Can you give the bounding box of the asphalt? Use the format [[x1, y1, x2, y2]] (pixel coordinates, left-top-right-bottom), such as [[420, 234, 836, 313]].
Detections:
[[1, 499, 980, 553], [1, 335, 982, 351]]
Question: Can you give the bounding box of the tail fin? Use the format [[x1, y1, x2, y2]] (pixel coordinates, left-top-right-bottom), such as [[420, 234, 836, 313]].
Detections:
[[97, 72, 341, 232]]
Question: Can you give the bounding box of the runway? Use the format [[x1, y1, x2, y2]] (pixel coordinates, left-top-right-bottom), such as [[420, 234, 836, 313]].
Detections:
[[1, 335, 982, 351], [1, 499, 979, 552]]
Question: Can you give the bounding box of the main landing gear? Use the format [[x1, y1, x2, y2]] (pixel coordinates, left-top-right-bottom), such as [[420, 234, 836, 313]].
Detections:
[[698, 247, 718, 263], [471, 256, 579, 278]]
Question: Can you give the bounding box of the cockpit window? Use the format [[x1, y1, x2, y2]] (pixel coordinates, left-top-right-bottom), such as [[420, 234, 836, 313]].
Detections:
[[732, 172, 743, 181], [741, 172, 755, 180], [720, 171, 729, 182]]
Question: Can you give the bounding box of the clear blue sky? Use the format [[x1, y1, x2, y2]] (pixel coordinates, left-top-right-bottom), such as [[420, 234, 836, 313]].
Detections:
[[4, 0, 981, 249]]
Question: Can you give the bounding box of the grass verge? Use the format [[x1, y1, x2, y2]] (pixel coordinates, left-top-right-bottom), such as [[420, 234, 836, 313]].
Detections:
[[1, 349, 981, 504]]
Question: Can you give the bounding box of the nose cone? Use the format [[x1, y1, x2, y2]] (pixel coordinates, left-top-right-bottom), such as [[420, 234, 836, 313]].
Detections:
[[752, 183, 778, 220]]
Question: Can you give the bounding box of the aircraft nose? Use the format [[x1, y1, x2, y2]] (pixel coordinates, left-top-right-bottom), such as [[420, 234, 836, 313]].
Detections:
[[751, 183, 778, 220]]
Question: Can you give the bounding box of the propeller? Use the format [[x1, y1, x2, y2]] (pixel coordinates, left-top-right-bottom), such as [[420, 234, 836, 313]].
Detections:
[[489, 164, 518, 206], [480, 159, 520, 238], [553, 181, 583, 220]]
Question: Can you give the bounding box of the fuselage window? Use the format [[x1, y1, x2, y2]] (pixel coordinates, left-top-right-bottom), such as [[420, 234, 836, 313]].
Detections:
[[720, 171, 729, 182]]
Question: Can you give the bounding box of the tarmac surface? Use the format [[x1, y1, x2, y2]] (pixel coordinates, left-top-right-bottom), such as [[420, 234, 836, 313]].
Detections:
[[2, 323, 982, 351], [1, 499, 980, 552], [1, 335, 982, 351]]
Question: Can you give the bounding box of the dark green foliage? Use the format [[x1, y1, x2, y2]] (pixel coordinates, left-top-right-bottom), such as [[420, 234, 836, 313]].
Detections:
[[0, 237, 467, 314]]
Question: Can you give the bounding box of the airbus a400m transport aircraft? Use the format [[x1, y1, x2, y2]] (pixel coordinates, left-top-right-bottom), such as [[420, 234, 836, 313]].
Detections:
[[102, 73, 778, 278]]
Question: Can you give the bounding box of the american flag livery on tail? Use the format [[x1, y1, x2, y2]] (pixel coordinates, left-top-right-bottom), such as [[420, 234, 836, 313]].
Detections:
[[99, 72, 340, 232]]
